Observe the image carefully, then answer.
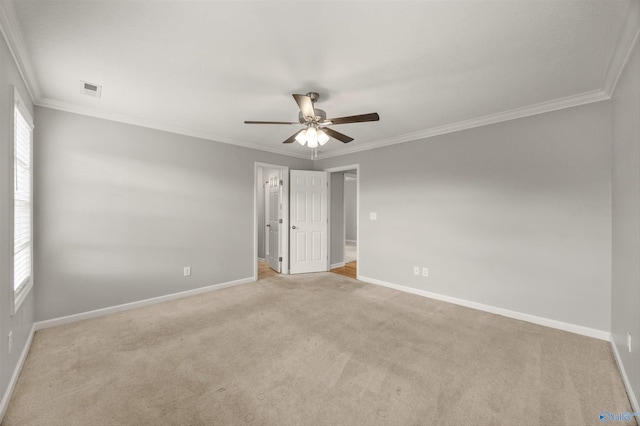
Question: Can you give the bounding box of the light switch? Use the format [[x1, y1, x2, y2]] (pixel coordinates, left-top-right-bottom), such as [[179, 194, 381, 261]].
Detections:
[[370, 212, 377, 220]]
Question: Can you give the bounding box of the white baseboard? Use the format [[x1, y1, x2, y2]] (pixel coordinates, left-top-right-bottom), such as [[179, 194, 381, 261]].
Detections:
[[357, 275, 611, 341], [35, 277, 254, 331], [610, 337, 639, 412], [0, 324, 35, 423], [346, 240, 357, 245], [331, 262, 346, 269], [257, 258, 265, 262]]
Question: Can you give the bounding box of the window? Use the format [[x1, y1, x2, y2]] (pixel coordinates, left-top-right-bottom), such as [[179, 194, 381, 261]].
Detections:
[[12, 88, 34, 314]]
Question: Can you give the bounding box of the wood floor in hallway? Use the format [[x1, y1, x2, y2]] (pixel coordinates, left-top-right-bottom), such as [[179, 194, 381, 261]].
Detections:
[[259, 261, 357, 280], [330, 261, 357, 279], [258, 261, 279, 280]]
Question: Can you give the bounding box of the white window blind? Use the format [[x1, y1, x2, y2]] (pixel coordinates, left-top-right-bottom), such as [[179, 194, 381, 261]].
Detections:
[[14, 95, 33, 297]]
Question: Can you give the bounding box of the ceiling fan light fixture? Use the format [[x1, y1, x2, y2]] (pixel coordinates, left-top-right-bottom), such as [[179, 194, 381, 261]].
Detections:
[[306, 126, 318, 147], [318, 130, 329, 146], [295, 129, 307, 145]]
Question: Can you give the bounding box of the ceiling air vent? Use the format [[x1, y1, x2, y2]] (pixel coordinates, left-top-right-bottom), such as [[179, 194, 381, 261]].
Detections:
[[81, 81, 102, 98]]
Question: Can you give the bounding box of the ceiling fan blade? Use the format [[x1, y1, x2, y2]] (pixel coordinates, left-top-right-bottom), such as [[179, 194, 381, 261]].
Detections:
[[323, 127, 354, 143], [283, 130, 304, 144], [244, 120, 297, 125], [293, 94, 316, 119], [327, 112, 380, 125]]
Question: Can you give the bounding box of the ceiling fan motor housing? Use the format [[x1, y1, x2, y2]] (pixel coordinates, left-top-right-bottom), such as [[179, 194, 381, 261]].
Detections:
[[299, 108, 327, 124]]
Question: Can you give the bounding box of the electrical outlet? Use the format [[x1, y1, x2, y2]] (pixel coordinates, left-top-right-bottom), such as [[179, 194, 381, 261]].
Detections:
[[413, 266, 420, 276], [628, 332, 632, 353], [422, 267, 429, 277], [7, 331, 12, 355], [184, 266, 191, 277]]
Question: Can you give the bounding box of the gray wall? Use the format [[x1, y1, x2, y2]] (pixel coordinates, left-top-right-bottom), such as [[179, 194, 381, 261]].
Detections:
[[34, 107, 312, 321], [611, 37, 640, 406], [344, 176, 357, 242], [330, 172, 345, 266], [0, 33, 35, 412], [316, 101, 612, 332]]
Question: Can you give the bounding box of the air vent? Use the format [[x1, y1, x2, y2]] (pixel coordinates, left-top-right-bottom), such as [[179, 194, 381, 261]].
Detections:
[[81, 81, 102, 98]]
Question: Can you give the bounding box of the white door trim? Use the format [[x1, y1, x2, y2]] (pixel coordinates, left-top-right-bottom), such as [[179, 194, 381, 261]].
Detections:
[[325, 164, 360, 279], [254, 162, 290, 279]]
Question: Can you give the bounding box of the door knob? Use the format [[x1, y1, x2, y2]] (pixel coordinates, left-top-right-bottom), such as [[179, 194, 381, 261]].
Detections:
[[292, 226, 297, 229]]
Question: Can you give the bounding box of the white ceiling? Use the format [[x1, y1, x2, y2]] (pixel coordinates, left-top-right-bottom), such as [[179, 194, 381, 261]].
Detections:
[[3, 1, 639, 160]]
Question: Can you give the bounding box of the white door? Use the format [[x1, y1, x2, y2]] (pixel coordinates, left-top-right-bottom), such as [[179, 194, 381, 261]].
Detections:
[[290, 170, 328, 274], [268, 175, 281, 272]]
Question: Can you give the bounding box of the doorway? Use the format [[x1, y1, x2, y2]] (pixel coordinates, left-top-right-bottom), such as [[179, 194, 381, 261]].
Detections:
[[255, 163, 289, 280], [255, 164, 331, 280], [326, 165, 359, 280]]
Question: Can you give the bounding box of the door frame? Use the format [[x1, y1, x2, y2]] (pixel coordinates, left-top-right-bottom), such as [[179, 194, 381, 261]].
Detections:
[[325, 164, 360, 278], [254, 162, 290, 279]]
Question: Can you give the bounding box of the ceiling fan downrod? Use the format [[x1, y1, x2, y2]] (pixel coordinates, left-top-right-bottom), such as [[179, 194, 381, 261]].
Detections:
[[306, 92, 320, 103]]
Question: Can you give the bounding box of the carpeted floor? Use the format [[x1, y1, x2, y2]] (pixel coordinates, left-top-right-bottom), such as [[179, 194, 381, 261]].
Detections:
[[2, 272, 635, 426]]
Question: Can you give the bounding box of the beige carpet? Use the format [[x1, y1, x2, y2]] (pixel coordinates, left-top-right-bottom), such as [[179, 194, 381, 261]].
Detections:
[[3, 273, 635, 426]]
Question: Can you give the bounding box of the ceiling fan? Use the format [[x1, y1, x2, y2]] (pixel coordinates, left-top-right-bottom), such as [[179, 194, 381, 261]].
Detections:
[[244, 92, 379, 148]]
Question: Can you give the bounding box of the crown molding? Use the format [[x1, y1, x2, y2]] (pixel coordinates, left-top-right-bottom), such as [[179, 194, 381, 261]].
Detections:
[[4, 0, 638, 162], [316, 89, 610, 160], [0, 0, 40, 101], [36, 98, 311, 160], [37, 86, 610, 163], [37, 88, 609, 163], [602, 0, 640, 96]]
